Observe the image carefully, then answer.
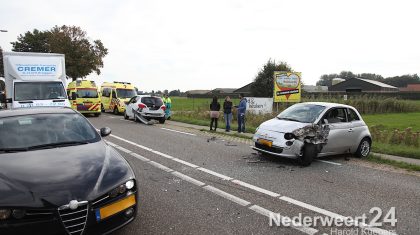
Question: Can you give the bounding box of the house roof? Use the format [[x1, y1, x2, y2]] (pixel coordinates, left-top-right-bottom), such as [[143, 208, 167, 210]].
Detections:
[[357, 78, 397, 89], [211, 88, 237, 93], [185, 90, 211, 95]]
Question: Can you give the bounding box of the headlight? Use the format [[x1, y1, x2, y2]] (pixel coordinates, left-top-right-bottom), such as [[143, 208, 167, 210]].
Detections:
[[125, 180, 135, 190], [109, 180, 135, 198], [284, 133, 295, 140], [12, 209, 26, 219], [0, 209, 11, 220]]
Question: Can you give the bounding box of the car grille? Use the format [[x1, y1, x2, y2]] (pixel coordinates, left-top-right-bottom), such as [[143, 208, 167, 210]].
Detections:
[[58, 205, 88, 235]]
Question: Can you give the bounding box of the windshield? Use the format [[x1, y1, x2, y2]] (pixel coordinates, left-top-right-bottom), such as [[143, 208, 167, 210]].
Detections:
[[116, 88, 137, 99], [0, 113, 100, 151], [14, 82, 67, 101], [77, 89, 99, 98], [277, 104, 326, 123], [141, 97, 163, 107]]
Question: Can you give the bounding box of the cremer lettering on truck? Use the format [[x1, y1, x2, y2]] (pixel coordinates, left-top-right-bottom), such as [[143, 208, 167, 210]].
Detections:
[[17, 66, 56, 72]]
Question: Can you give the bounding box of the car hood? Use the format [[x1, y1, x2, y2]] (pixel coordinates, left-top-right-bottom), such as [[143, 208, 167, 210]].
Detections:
[[258, 118, 311, 133], [0, 141, 134, 208]]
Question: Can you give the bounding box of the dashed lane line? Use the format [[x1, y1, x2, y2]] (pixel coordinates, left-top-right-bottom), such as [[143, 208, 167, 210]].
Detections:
[[111, 141, 318, 235], [160, 127, 197, 136], [105, 134, 397, 235]]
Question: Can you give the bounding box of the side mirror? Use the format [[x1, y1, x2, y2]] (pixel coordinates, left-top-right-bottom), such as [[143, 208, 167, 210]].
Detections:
[[100, 127, 112, 137], [71, 93, 77, 100]]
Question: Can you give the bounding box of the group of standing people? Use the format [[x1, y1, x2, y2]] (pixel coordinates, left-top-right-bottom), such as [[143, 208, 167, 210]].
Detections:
[[209, 93, 247, 133]]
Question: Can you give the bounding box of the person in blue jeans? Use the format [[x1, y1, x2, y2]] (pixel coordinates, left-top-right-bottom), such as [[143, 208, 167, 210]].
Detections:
[[234, 93, 247, 133], [223, 96, 233, 132]]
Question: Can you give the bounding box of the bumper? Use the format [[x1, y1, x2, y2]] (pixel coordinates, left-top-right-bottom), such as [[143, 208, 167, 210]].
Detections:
[[0, 195, 137, 235], [252, 131, 304, 158]]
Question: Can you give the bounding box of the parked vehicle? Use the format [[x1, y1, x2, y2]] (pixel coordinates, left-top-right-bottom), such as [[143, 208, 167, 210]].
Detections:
[[67, 79, 101, 116], [124, 95, 166, 124], [0, 107, 137, 235], [1, 52, 70, 109], [0, 77, 4, 109], [100, 82, 137, 114], [252, 102, 372, 166]]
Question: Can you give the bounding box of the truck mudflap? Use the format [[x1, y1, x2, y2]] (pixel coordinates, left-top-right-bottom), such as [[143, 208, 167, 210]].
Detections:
[[134, 109, 155, 125]]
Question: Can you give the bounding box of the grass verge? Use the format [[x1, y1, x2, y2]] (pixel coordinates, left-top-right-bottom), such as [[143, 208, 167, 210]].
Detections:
[[366, 154, 420, 172]]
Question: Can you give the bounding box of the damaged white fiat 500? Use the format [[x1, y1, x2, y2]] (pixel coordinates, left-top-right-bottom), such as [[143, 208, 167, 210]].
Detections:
[[252, 102, 372, 166]]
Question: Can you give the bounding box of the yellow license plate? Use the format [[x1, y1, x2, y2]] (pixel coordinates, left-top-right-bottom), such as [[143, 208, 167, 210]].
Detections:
[[96, 194, 136, 221], [258, 139, 272, 147]]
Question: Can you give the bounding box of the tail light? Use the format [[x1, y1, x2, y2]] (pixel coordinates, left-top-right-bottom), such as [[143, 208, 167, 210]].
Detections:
[[138, 103, 146, 109], [161, 105, 166, 111]]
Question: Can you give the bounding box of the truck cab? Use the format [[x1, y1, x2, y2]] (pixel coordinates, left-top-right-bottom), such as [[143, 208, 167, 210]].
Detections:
[[2, 52, 70, 109], [67, 79, 101, 116], [100, 81, 137, 114]]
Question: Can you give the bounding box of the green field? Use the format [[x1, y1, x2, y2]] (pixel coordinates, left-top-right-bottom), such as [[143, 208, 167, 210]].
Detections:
[[363, 112, 420, 131], [171, 97, 240, 111]]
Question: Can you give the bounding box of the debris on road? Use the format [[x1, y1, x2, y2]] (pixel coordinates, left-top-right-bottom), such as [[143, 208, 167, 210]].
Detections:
[[207, 136, 217, 142]]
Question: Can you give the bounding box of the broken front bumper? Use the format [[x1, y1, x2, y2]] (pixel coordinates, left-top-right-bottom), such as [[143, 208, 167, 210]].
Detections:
[[252, 130, 304, 158]]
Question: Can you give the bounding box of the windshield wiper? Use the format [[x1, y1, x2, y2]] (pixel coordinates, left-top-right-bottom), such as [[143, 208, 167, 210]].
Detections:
[[277, 117, 302, 122], [26, 141, 90, 150]]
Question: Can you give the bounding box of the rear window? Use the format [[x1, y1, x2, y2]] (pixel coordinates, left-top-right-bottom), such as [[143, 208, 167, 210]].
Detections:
[[77, 89, 98, 98], [141, 97, 163, 107]]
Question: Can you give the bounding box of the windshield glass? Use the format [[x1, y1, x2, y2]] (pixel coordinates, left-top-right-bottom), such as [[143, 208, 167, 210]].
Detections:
[[116, 88, 137, 99], [0, 113, 100, 151], [14, 82, 67, 101], [77, 89, 99, 98], [141, 97, 163, 107], [277, 104, 326, 123]]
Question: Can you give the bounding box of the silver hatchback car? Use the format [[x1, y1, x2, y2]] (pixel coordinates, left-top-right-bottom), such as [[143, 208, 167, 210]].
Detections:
[[124, 95, 166, 124], [252, 102, 371, 166]]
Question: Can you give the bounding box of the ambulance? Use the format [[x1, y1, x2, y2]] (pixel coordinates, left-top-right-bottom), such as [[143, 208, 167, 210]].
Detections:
[[67, 79, 101, 116], [100, 81, 137, 114]]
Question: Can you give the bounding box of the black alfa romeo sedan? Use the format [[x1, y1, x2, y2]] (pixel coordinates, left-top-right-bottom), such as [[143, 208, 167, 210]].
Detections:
[[0, 107, 137, 235]]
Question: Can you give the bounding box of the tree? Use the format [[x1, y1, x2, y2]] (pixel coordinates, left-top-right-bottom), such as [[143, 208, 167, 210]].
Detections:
[[169, 89, 181, 96], [11, 25, 108, 80], [250, 59, 292, 97], [384, 74, 420, 87], [0, 47, 3, 77]]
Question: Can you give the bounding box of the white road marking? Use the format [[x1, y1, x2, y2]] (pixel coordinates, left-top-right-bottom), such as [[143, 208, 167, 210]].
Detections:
[[249, 205, 318, 235], [110, 142, 320, 234], [279, 196, 397, 235], [171, 171, 206, 187], [232, 180, 281, 197], [161, 127, 197, 136], [203, 185, 251, 206], [148, 161, 174, 173], [130, 152, 150, 162], [197, 168, 233, 181], [106, 135, 392, 235], [172, 158, 200, 168], [316, 160, 342, 166]]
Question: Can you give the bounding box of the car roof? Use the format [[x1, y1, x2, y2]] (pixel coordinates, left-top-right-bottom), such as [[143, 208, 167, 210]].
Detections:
[[136, 95, 162, 99], [0, 107, 76, 118], [298, 102, 355, 109]]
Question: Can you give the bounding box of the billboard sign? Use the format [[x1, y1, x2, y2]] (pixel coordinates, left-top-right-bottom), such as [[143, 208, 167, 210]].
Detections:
[[245, 97, 273, 114], [273, 71, 301, 103]]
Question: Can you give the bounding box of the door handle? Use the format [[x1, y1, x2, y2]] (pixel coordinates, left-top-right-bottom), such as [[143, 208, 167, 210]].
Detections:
[[348, 128, 353, 132]]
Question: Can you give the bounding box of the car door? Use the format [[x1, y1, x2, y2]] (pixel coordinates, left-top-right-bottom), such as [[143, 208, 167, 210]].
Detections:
[[320, 107, 354, 155], [126, 96, 138, 117], [347, 108, 364, 152]]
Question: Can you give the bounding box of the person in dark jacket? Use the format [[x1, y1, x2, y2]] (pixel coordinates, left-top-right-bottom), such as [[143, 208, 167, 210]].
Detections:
[[209, 96, 221, 131], [223, 96, 233, 132], [234, 93, 247, 133]]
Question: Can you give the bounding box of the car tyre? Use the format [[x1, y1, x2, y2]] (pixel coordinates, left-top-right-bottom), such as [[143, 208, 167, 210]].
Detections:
[[355, 138, 371, 158], [159, 117, 165, 124], [299, 143, 316, 166], [94, 113, 101, 117], [124, 111, 129, 120]]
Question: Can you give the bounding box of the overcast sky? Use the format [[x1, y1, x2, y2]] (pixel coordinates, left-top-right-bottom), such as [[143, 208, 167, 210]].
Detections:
[[1, 0, 419, 92]]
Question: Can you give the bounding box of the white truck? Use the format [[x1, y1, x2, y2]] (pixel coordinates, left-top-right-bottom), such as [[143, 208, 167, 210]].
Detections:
[[1, 52, 70, 109]]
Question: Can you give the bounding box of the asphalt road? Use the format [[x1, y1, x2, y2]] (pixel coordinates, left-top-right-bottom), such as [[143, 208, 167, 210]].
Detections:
[[88, 113, 420, 235]]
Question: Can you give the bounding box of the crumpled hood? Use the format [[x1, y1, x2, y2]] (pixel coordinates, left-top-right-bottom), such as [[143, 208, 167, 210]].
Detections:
[[258, 118, 311, 133], [0, 141, 134, 208]]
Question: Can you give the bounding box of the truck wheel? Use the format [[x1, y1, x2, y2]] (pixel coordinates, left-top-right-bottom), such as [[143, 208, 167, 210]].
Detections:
[[94, 113, 101, 117], [354, 138, 371, 158], [113, 107, 119, 115], [101, 104, 105, 112], [159, 117, 165, 124], [124, 111, 129, 120], [299, 143, 316, 166]]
